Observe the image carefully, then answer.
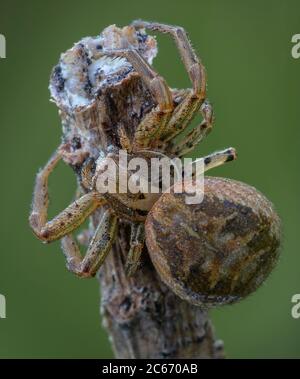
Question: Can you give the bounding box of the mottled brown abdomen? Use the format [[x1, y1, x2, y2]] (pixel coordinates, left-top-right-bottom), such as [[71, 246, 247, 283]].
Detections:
[[145, 177, 281, 307]]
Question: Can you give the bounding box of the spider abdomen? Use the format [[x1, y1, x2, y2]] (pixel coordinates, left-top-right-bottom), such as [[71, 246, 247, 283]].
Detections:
[[145, 177, 281, 307]]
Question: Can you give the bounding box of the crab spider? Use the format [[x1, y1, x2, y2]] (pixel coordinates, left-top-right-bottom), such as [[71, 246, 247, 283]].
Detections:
[[29, 145, 236, 278], [30, 21, 237, 278]]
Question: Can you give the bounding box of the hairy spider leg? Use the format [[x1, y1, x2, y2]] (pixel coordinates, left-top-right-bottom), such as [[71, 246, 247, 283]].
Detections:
[[132, 21, 207, 142], [192, 147, 237, 177], [124, 223, 145, 277], [171, 101, 213, 157], [29, 148, 106, 242], [61, 209, 118, 277]]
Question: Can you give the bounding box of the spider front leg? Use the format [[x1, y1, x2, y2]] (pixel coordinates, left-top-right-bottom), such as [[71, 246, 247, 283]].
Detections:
[[29, 149, 105, 242], [124, 223, 145, 277], [132, 20, 205, 97], [171, 101, 213, 157], [132, 20, 207, 141], [61, 209, 118, 278], [104, 49, 173, 150]]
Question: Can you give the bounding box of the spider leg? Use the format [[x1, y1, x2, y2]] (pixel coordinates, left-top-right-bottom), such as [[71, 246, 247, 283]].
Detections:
[[61, 209, 118, 278], [171, 101, 213, 157], [29, 149, 106, 242], [80, 157, 96, 190], [203, 148, 237, 172], [104, 49, 173, 149], [191, 147, 237, 177], [73, 186, 94, 247], [132, 20, 205, 97], [124, 223, 145, 277], [132, 21, 207, 142]]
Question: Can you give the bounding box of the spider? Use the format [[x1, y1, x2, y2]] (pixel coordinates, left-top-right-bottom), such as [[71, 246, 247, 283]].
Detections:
[[29, 21, 237, 278]]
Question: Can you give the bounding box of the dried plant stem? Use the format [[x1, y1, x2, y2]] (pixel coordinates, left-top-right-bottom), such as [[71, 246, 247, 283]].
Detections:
[[98, 218, 224, 359]]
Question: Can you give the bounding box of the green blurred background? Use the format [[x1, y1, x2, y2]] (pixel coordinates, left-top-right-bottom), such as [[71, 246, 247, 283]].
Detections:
[[0, 0, 299, 358]]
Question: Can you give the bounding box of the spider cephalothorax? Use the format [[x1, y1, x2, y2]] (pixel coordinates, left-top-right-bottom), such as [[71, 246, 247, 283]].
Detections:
[[30, 21, 280, 305]]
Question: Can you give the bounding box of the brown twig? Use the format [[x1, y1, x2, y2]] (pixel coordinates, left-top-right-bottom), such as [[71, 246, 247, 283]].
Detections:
[[97, 215, 224, 359]]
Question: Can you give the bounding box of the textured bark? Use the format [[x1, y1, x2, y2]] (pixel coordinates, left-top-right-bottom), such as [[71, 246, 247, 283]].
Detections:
[[98, 218, 224, 359]]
